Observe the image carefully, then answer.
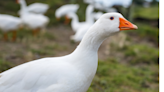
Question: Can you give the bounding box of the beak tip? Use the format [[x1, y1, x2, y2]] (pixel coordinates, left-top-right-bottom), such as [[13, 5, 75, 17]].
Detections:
[[133, 24, 138, 30]]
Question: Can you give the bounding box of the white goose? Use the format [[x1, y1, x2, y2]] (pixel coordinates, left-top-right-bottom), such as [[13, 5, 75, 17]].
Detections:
[[0, 14, 22, 41], [66, 5, 95, 33], [68, 5, 103, 42], [55, 4, 79, 24], [83, 0, 94, 4], [18, 0, 49, 35], [93, 12, 104, 20], [17, 0, 49, 14], [0, 13, 137, 92], [93, 0, 132, 12], [69, 11, 103, 42], [83, 0, 116, 12]]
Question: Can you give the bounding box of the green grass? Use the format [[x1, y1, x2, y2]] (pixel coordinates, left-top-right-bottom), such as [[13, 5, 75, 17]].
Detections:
[[45, 43, 68, 51], [30, 43, 67, 56], [135, 23, 159, 40], [88, 59, 158, 92], [122, 44, 159, 64], [0, 59, 13, 72], [30, 48, 54, 55], [133, 5, 159, 19], [125, 22, 159, 44]]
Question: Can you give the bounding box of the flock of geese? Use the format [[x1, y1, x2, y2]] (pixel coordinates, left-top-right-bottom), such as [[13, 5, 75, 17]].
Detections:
[[0, 0, 49, 41], [0, 0, 133, 42], [55, 4, 103, 42], [0, 0, 139, 92], [55, 0, 133, 42]]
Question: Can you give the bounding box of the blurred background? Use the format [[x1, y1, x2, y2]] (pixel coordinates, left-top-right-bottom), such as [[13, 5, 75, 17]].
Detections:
[[0, 0, 159, 92]]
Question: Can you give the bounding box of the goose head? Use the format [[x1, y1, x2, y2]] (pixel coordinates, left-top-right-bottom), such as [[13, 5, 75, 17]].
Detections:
[[93, 12, 137, 37], [77, 12, 137, 52], [55, 4, 79, 21]]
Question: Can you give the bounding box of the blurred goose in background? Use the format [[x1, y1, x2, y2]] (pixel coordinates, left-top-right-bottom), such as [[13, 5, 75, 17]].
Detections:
[[67, 5, 103, 42], [93, 0, 117, 12], [83, 0, 116, 12], [83, 0, 94, 4], [17, 0, 49, 14], [55, 4, 79, 24], [0, 12, 137, 92], [17, 0, 49, 36], [25, 3, 49, 14], [0, 14, 22, 41], [66, 5, 95, 33], [84, 0, 132, 12], [93, 12, 103, 21], [70, 11, 103, 42]]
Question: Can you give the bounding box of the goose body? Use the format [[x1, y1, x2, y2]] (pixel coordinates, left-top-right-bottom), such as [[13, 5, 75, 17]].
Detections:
[[66, 12, 85, 32], [84, 0, 132, 12], [67, 5, 95, 33], [0, 14, 22, 41], [94, 0, 132, 8], [55, 4, 79, 19], [27, 3, 49, 14], [68, 5, 103, 42], [0, 13, 137, 92], [0, 56, 94, 92], [18, 0, 49, 14], [70, 24, 91, 42], [18, 0, 49, 33], [0, 14, 22, 31], [83, 0, 94, 4], [21, 13, 49, 29], [70, 12, 103, 42], [102, 0, 132, 8]]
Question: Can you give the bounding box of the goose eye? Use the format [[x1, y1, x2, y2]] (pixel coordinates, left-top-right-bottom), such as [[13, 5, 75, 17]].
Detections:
[[110, 17, 114, 20]]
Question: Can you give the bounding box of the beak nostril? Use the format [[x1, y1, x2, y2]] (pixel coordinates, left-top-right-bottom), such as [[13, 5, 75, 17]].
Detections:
[[125, 23, 129, 25]]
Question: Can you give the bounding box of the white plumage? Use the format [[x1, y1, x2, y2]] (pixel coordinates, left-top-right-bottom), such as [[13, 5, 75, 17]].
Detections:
[[70, 24, 91, 42], [0, 14, 22, 41], [27, 3, 49, 14], [55, 4, 79, 18], [21, 13, 49, 30], [0, 14, 22, 31], [94, 0, 132, 8], [18, 0, 49, 14], [70, 12, 103, 42], [18, 0, 49, 34], [83, 0, 94, 4], [66, 5, 95, 33], [84, 0, 132, 12], [93, 12, 103, 20], [0, 13, 137, 92], [68, 5, 103, 42]]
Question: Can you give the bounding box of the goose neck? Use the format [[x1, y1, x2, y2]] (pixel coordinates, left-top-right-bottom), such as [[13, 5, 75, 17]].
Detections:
[[86, 5, 94, 24], [19, 0, 28, 14], [70, 13, 79, 30], [74, 24, 107, 54]]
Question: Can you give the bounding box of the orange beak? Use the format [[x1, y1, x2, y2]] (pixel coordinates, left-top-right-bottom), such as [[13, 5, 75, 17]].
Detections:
[[119, 18, 138, 31]]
